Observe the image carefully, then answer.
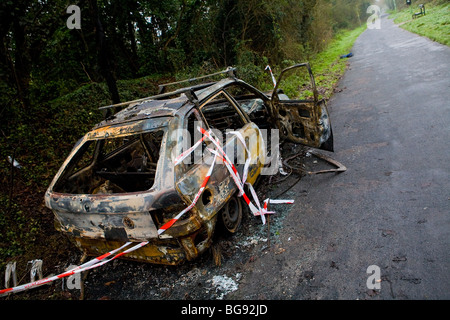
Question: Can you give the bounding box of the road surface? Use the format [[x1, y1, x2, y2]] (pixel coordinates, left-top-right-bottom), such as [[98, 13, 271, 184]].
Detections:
[[230, 15, 450, 300]]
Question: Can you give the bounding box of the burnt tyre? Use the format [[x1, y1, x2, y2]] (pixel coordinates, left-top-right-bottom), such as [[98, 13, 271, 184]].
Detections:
[[220, 194, 242, 233]]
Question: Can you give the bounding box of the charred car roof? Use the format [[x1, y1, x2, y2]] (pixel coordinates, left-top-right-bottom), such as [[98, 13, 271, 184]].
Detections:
[[95, 96, 187, 129], [94, 77, 269, 130]]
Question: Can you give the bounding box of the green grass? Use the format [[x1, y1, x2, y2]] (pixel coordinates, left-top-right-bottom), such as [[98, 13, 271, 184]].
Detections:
[[275, 25, 366, 100], [389, 2, 450, 46]]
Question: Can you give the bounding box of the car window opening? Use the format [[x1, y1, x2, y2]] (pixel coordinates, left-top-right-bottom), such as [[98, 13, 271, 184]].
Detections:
[[201, 92, 246, 134], [53, 130, 164, 194]]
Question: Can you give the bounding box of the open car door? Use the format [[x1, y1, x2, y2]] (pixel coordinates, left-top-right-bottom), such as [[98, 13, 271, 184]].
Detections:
[[271, 63, 334, 152]]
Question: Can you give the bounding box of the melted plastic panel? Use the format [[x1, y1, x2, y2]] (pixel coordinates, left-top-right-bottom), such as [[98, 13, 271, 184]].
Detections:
[[53, 130, 164, 194]]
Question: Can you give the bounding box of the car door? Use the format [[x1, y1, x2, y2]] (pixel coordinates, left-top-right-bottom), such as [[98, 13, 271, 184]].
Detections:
[[199, 90, 265, 185], [173, 95, 264, 221], [271, 63, 334, 152]]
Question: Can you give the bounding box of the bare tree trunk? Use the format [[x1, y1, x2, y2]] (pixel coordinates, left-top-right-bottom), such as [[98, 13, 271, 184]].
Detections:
[[12, 15, 31, 109], [89, 0, 120, 115]]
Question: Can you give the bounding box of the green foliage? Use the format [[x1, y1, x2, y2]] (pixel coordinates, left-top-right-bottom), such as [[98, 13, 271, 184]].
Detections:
[[0, 196, 40, 269], [275, 26, 365, 100], [1, 0, 371, 111]]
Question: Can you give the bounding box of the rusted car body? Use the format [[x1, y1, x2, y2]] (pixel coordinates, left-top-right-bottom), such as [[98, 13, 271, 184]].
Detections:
[[45, 63, 333, 265]]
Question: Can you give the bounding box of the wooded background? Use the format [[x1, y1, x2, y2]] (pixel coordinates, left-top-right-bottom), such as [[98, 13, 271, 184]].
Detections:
[[1, 0, 376, 113]]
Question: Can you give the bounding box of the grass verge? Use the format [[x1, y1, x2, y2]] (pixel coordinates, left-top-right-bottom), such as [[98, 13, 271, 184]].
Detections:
[[389, 2, 450, 46], [274, 25, 366, 100]]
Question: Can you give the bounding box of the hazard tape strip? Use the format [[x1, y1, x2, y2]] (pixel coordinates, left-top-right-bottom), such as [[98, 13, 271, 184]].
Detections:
[[208, 148, 262, 221], [226, 130, 252, 190], [164, 125, 286, 231], [199, 127, 277, 224], [0, 241, 147, 297], [157, 152, 218, 235], [168, 125, 294, 231], [174, 134, 207, 166], [206, 136, 292, 224], [199, 126, 294, 222], [199, 127, 244, 187], [265, 65, 277, 87]]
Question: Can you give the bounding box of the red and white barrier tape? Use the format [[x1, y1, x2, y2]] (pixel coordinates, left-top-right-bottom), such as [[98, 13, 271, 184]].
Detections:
[[158, 127, 249, 234], [197, 128, 267, 221], [265, 65, 277, 87], [197, 127, 293, 224], [208, 149, 264, 222], [174, 134, 207, 166], [226, 130, 252, 190], [157, 152, 218, 235], [0, 241, 148, 297], [160, 125, 294, 232]]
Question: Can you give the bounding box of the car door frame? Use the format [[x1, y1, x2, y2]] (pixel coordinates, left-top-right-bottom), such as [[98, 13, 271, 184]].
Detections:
[[271, 63, 334, 152], [198, 89, 261, 181]]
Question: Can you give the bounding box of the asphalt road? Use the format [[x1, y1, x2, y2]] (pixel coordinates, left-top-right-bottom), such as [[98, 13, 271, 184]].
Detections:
[[230, 15, 450, 300]]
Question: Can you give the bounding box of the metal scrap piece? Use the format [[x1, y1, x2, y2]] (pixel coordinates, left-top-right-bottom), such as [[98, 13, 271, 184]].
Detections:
[[284, 149, 346, 175], [5, 261, 17, 288], [29, 259, 43, 282]]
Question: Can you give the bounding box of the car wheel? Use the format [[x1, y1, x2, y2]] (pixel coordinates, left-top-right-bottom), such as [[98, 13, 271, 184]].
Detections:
[[220, 194, 242, 233]]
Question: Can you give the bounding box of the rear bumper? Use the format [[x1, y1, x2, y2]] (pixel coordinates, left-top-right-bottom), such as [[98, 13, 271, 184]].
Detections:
[[53, 212, 217, 265], [70, 237, 187, 265]]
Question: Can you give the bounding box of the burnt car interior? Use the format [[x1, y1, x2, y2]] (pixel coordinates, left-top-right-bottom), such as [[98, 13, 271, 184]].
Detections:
[[226, 86, 270, 130], [200, 92, 247, 134], [53, 130, 165, 194]]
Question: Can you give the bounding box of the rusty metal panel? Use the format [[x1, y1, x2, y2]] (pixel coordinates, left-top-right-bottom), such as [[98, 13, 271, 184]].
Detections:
[[54, 211, 158, 241]]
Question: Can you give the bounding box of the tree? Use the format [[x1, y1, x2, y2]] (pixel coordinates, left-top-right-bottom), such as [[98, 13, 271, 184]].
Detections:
[[88, 0, 120, 107], [0, 0, 66, 110]]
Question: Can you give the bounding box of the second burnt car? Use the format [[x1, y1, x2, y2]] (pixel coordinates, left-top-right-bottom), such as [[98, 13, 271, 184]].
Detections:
[[44, 63, 333, 265]]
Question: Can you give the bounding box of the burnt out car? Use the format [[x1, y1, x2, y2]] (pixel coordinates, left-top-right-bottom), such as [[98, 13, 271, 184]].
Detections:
[[44, 63, 333, 265]]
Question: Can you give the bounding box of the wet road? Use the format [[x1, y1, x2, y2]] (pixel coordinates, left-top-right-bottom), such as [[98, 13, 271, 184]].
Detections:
[[231, 16, 450, 300]]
